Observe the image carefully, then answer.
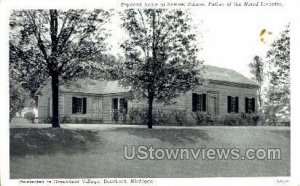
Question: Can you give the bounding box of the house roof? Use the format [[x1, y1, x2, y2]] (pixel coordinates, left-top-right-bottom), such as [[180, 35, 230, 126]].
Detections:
[[204, 65, 257, 86], [59, 79, 130, 94], [36, 65, 257, 95]]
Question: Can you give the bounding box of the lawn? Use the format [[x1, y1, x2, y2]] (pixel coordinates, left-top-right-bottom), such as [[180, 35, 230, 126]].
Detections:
[[10, 125, 290, 178]]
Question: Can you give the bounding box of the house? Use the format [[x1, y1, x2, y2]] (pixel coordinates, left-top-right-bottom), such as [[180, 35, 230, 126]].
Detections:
[[35, 65, 258, 124]]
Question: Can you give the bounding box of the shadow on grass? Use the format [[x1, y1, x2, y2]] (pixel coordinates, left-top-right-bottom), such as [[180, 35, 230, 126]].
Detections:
[[111, 128, 212, 145], [10, 128, 101, 157], [270, 130, 290, 139]]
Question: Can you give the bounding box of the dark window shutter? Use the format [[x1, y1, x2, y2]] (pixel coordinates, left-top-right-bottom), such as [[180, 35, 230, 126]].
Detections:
[[202, 94, 206, 112], [235, 97, 239, 113], [83, 98, 87, 114], [72, 97, 76, 114], [192, 93, 197, 112], [227, 96, 232, 113], [251, 98, 255, 112], [245, 97, 249, 113]]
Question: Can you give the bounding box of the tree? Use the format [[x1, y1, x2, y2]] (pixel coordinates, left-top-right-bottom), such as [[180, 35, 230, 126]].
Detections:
[[120, 9, 204, 129], [9, 9, 112, 127], [9, 80, 32, 122], [248, 55, 264, 109], [265, 24, 290, 124]]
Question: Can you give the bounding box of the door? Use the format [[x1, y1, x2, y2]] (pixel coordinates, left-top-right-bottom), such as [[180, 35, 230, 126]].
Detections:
[[92, 98, 102, 121], [208, 92, 219, 116], [209, 97, 217, 115]]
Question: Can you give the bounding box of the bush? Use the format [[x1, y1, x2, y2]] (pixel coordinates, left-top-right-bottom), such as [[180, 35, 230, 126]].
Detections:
[[44, 117, 52, 123], [191, 111, 213, 126], [223, 113, 242, 126], [81, 118, 91, 124], [24, 112, 35, 123], [171, 110, 187, 126], [153, 109, 172, 125], [74, 118, 80, 124], [127, 108, 187, 126], [223, 112, 262, 126], [61, 116, 71, 123], [128, 108, 148, 124], [90, 118, 104, 124]]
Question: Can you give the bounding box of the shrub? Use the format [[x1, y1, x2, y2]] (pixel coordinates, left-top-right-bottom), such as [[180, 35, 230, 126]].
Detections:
[[223, 113, 242, 126], [128, 108, 186, 125], [90, 118, 104, 124], [223, 112, 262, 126], [81, 118, 91, 124], [74, 118, 80, 124], [61, 116, 71, 123], [24, 111, 35, 123], [111, 109, 119, 122], [171, 110, 187, 126], [44, 117, 52, 123], [128, 108, 148, 124], [153, 109, 172, 125], [191, 111, 213, 126]]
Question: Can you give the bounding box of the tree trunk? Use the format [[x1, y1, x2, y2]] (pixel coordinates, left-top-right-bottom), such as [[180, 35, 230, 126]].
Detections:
[[258, 88, 262, 110], [51, 74, 60, 128], [147, 96, 154, 129]]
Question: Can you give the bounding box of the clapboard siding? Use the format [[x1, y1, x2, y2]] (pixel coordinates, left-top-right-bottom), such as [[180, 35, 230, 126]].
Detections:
[[185, 82, 257, 122], [38, 81, 64, 122], [63, 93, 103, 119], [130, 94, 186, 111], [37, 79, 257, 124]]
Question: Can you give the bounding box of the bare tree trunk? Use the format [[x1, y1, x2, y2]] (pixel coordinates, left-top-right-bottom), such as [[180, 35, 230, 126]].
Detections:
[[51, 74, 60, 128], [146, 10, 156, 129], [147, 95, 154, 129], [258, 87, 262, 110]]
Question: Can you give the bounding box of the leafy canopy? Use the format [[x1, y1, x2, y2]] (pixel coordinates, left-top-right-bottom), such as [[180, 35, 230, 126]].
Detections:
[[119, 9, 203, 103]]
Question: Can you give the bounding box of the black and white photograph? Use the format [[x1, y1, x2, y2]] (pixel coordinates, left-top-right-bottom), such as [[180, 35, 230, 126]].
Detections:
[[0, 0, 299, 185]]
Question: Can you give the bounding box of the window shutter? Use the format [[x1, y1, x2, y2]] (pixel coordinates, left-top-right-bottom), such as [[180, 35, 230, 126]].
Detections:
[[227, 96, 231, 113], [83, 98, 87, 114], [72, 97, 76, 114], [235, 97, 239, 113], [245, 97, 249, 113], [202, 94, 206, 111], [251, 98, 255, 112], [192, 93, 198, 112]]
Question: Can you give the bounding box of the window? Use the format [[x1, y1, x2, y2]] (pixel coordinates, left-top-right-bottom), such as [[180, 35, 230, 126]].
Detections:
[[245, 97, 255, 113], [227, 96, 239, 113], [72, 97, 87, 114], [192, 93, 206, 112]]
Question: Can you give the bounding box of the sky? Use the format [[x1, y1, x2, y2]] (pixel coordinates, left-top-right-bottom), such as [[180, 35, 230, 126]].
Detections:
[[107, 7, 289, 79]]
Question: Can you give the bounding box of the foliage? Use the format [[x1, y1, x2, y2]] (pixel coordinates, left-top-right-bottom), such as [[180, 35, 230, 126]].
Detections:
[[24, 111, 35, 123], [264, 24, 290, 125], [248, 55, 264, 109], [223, 114, 243, 126], [44, 117, 52, 124], [223, 112, 261, 126], [119, 9, 204, 128], [191, 111, 213, 126], [10, 9, 112, 127], [9, 82, 29, 121], [61, 116, 72, 124], [171, 110, 187, 126], [9, 59, 35, 121], [128, 108, 148, 124], [128, 108, 188, 126]]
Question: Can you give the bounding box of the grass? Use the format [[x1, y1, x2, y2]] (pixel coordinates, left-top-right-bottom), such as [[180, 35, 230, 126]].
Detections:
[[10, 128, 99, 156], [10, 126, 290, 178]]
